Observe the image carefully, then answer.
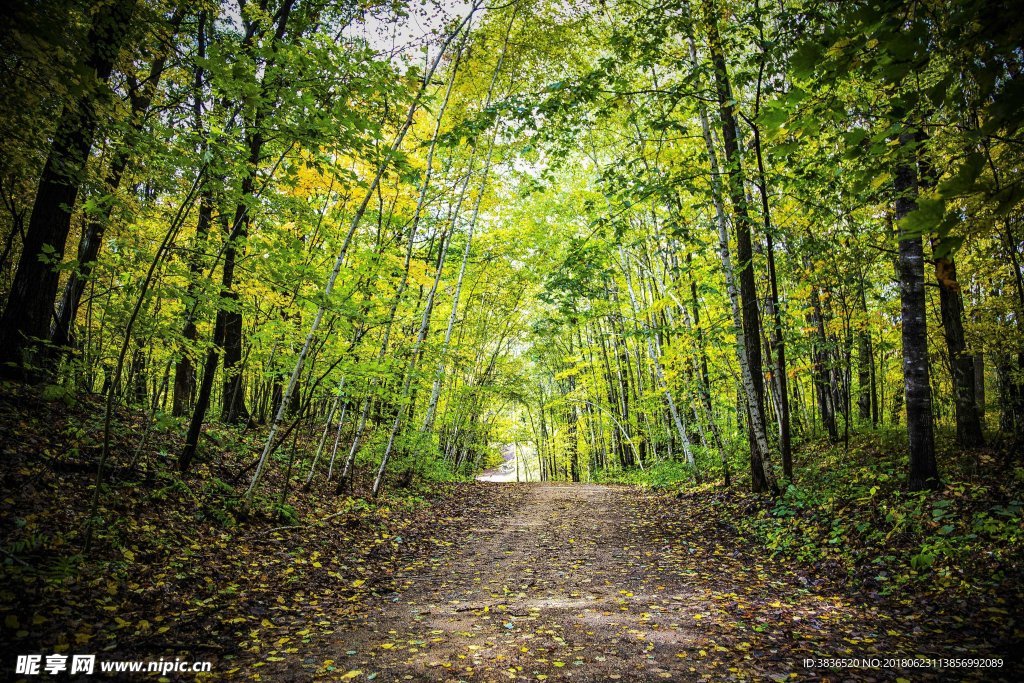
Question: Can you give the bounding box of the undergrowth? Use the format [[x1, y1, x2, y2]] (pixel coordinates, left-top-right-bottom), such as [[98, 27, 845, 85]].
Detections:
[[598, 426, 1024, 598], [0, 382, 467, 658]]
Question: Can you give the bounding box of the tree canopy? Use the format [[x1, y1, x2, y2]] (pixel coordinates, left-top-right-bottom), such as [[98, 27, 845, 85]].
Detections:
[[3, 0, 1021, 497]]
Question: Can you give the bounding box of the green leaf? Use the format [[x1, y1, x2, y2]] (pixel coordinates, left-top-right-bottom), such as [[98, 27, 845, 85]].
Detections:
[[938, 153, 984, 198], [897, 196, 945, 240]]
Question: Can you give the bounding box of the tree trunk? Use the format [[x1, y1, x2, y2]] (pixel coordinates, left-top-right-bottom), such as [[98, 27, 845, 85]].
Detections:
[[747, 117, 792, 479], [173, 12, 213, 418], [50, 9, 182, 358], [974, 353, 985, 420], [620, 246, 697, 476], [0, 0, 137, 379], [172, 186, 213, 417], [698, 13, 778, 493], [916, 130, 984, 448], [934, 251, 985, 447], [895, 130, 939, 490], [857, 326, 873, 423], [219, 146, 258, 425], [856, 276, 877, 426], [807, 277, 839, 441]]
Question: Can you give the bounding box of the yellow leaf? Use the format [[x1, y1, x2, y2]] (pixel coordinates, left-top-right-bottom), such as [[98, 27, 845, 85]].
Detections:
[[352, 579, 365, 588], [341, 671, 362, 680]]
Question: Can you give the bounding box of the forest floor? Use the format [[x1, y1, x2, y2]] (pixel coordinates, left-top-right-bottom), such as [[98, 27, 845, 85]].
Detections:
[[1, 386, 1021, 681], [261, 483, 1020, 683]]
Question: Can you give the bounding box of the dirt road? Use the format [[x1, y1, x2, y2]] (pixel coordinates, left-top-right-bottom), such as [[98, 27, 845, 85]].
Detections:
[[281, 483, 1014, 682], [308, 485, 801, 681], [324, 483, 708, 681]]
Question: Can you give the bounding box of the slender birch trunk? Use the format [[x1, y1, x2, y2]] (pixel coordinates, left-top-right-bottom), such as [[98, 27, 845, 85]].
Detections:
[[689, 34, 778, 494]]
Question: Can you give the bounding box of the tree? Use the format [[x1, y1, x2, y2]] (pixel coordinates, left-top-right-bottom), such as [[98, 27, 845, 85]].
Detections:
[[895, 130, 940, 490], [0, 0, 137, 379]]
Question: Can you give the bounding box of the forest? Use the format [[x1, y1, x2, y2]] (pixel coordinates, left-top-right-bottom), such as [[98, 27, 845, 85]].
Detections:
[[0, 0, 1022, 680]]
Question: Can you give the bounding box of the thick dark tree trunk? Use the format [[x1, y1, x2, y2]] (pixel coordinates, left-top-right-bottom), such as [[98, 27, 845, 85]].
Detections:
[[172, 12, 214, 419], [974, 353, 985, 420], [171, 187, 212, 417], [49, 153, 129, 354], [50, 10, 182, 358], [219, 151, 258, 425], [216, 0, 298, 424], [180, 345, 219, 473], [0, 0, 137, 379], [895, 131, 939, 490], [934, 253, 985, 447], [915, 131, 984, 448], [999, 222, 1024, 440], [220, 300, 249, 423]]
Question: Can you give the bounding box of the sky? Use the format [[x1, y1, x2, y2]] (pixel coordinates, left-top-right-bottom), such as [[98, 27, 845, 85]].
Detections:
[[217, 0, 477, 62], [352, 0, 477, 61]]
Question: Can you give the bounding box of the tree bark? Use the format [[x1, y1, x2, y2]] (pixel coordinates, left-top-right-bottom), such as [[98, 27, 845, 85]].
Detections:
[[0, 0, 137, 379], [916, 131, 984, 448], [172, 185, 213, 417], [934, 251, 985, 447], [697, 12, 779, 493], [895, 130, 939, 490], [856, 276, 877, 426], [807, 274, 839, 441], [745, 116, 792, 479], [50, 9, 183, 358]]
